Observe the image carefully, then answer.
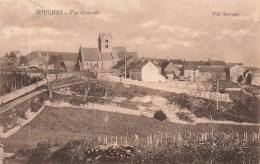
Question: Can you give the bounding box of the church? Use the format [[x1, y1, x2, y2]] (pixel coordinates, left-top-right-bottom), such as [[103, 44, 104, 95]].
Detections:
[[75, 33, 135, 70]]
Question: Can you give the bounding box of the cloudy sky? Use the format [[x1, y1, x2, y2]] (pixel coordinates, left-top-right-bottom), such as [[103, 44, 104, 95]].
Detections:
[[0, 0, 259, 66]]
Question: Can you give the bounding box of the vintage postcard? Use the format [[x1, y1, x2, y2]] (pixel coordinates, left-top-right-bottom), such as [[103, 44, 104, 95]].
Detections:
[[0, 0, 259, 163]]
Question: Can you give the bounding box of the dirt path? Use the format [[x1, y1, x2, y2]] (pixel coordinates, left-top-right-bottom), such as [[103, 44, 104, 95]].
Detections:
[[0, 89, 47, 115], [0, 76, 81, 115]]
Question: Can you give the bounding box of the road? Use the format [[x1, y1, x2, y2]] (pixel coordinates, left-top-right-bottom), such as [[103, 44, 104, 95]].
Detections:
[[0, 89, 47, 115], [0, 77, 85, 115]]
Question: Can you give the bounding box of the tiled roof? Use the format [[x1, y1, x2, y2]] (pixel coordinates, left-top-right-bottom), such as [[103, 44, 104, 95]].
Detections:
[[101, 53, 113, 61], [199, 66, 225, 73], [160, 61, 170, 70], [99, 33, 112, 40], [112, 47, 126, 59], [81, 47, 102, 61], [209, 60, 226, 66], [27, 51, 78, 63], [171, 59, 182, 65], [183, 65, 198, 70]]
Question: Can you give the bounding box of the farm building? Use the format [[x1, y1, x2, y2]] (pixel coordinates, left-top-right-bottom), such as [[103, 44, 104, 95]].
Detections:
[[129, 61, 166, 82], [225, 64, 244, 82]]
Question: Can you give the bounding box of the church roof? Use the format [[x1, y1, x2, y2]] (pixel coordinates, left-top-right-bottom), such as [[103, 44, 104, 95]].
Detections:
[[101, 53, 113, 61], [81, 47, 102, 61], [99, 33, 113, 40], [112, 47, 127, 59]]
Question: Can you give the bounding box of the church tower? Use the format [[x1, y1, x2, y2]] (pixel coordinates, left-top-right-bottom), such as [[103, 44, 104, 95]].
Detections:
[[98, 33, 113, 53]]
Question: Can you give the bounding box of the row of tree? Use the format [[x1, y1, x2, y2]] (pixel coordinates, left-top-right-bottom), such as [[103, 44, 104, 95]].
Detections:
[[0, 71, 42, 96]]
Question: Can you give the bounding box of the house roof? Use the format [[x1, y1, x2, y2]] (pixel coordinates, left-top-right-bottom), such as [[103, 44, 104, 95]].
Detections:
[[182, 61, 202, 66], [27, 51, 78, 63], [209, 60, 226, 66], [160, 61, 171, 70], [245, 67, 260, 74], [171, 59, 182, 65], [199, 66, 225, 73], [0, 57, 8, 62], [183, 65, 198, 70], [225, 63, 243, 69], [101, 53, 113, 61], [81, 47, 102, 61]]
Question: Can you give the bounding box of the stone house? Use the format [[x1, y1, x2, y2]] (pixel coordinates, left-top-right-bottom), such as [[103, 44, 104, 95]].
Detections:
[[129, 61, 166, 82], [225, 64, 244, 82], [181, 65, 199, 81], [199, 66, 226, 81]]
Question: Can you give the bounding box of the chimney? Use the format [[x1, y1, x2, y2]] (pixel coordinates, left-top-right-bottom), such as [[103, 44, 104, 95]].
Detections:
[[167, 57, 170, 61]]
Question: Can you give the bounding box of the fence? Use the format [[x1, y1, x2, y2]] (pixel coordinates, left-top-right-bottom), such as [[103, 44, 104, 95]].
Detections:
[[93, 131, 260, 147], [97, 74, 230, 102]]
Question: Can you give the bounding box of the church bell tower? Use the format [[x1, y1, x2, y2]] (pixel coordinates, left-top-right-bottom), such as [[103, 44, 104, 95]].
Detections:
[[98, 33, 113, 53]]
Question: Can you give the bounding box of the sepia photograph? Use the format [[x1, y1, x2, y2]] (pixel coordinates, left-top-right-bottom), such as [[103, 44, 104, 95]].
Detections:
[[0, 0, 259, 163]]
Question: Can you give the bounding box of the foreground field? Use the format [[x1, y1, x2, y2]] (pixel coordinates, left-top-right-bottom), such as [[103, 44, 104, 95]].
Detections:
[[1, 104, 259, 152]]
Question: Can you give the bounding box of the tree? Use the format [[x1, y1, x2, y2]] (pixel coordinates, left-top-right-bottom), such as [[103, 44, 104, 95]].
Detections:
[[20, 56, 29, 65], [154, 110, 167, 121]]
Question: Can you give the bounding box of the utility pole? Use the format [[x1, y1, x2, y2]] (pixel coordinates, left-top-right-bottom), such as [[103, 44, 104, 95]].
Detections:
[[216, 77, 219, 110], [124, 55, 127, 79]]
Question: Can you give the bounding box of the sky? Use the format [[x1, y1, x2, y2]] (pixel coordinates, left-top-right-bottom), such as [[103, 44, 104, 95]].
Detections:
[[0, 0, 259, 67]]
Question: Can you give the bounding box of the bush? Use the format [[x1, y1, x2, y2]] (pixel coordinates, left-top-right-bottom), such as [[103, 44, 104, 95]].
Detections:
[[30, 101, 43, 112], [69, 96, 82, 106], [176, 112, 194, 123], [154, 110, 167, 121]]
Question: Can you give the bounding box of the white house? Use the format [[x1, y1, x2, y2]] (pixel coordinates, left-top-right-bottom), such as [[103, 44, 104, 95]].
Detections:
[[130, 61, 166, 82]]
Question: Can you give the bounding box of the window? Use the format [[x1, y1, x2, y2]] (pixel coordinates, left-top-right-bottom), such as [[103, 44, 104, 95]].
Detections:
[[105, 45, 108, 48], [105, 40, 108, 43]]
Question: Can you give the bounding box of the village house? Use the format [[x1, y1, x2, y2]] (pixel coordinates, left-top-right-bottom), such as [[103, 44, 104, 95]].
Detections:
[[160, 61, 181, 80], [75, 33, 132, 70], [243, 67, 260, 86], [112, 52, 138, 76], [27, 52, 49, 70], [26, 51, 78, 71], [225, 64, 244, 83], [180, 65, 199, 81], [198, 66, 226, 81], [129, 60, 166, 82]]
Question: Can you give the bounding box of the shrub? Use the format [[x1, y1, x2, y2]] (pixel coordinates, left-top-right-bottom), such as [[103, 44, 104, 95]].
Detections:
[[30, 101, 43, 112], [176, 112, 194, 123], [69, 96, 82, 106], [154, 110, 167, 121]]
